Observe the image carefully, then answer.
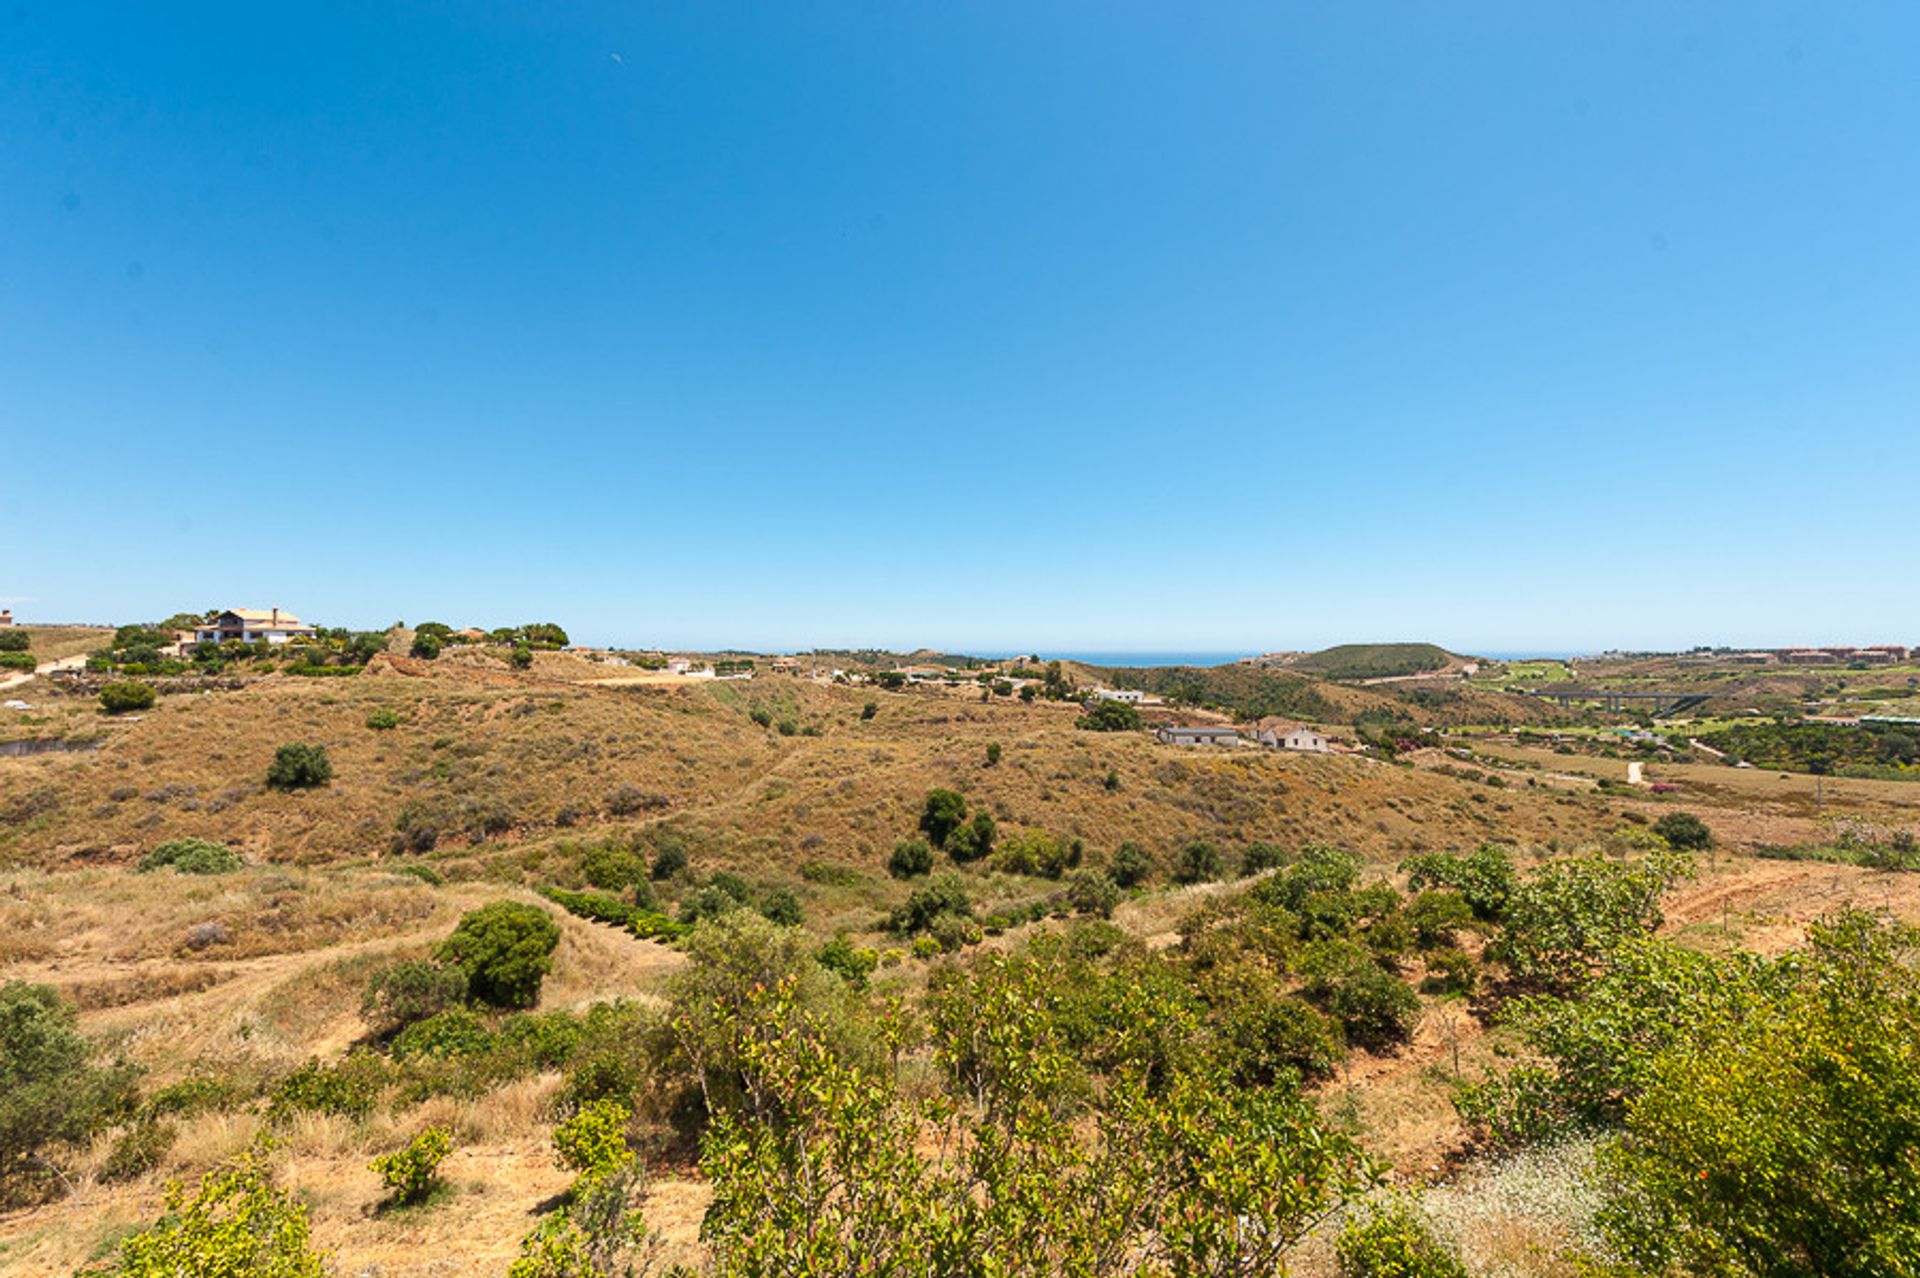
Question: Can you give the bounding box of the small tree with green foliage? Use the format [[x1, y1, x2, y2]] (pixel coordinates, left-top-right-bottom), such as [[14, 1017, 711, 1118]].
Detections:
[[1076, 698, 1143, 731], [118, 1145, 325, 1277], [1651, 810, 1713, 851], [266, 742, 333, 790], [1173, 839, 1225, 884], [361, 960, 469, 1038], [946, 810, 997, 864], [436, 902, 562, 1009], [409, 632, 443, 659], [0, 982, 139, 1196], [1109, 842, 1153, 888], [138, 838, 243, 875], [918, 788, 968, 849]]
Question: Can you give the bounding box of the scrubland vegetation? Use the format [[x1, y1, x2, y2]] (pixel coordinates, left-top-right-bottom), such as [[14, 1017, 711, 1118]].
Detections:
[[2, 643, 1918, 1276]]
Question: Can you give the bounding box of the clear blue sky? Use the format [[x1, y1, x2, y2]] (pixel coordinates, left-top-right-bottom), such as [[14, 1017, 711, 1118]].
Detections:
[[4, 3, 1916, 654]]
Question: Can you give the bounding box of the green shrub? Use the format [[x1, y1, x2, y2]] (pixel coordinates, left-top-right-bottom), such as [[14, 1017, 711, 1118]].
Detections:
[[918, 789, 969, 848], [1403, 891, 1474, 949], [993, 827, 1074, 878], [861, 700, 878, 720], [816, 936, 879, 989], [553, 1099, 632, 1177], [365, 707, 400, 730], [1300, 943, 1421, 1050], [945, 810, 997, 864], [928, 912, 982, 953], [1064, 868, 1121, 918], [101, 1117, 176, 1183], [138, 838, 244, 875], [269, 1053, 390, 1120], [1652, 811, 1713, 851], [392, 1009, 496, 1061], [757, 885, 803, 927], [99, 681, 156, 714], [985, 742, 1002, 766], [888, 838, 934, 879], [436, 902, 562, 1009], [1221, 990, 1344, 1085], [1402, 845, 1514, 921], [579, 844, 646, 893], [1076, 698, 1142, 731], [117, 1148, 325, 1278], [748, 706, 774, 728], [1240, 842, 1288, 877], [265, 743, 332, 790], [409, 633, 442, 659], [1109, 842, 1153, 888], [888, 873, 972, 934], [0, 630, 29, 652], [0, 982, 140, 1192], [370, 1126, 453, 1206], [0, 652, 32, 672], [649, 842, 689, 880], [1173, 840, 1225, 884], [1336, 1198, 1468, 1278], [509, 645, 533, 670], [361, 960, 468, 1038]]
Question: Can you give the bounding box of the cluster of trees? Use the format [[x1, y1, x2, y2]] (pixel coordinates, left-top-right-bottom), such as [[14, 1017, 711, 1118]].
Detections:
[[1700, 719, 1920, 775]]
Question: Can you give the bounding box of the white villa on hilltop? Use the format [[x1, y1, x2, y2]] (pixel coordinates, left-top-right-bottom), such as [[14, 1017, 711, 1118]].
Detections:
[[194, 608, 317, 645]]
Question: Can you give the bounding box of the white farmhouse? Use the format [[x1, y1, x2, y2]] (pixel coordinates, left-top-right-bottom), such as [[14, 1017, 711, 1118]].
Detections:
[[194, 608, 317, 646], [1253, 722, 1331, 753]]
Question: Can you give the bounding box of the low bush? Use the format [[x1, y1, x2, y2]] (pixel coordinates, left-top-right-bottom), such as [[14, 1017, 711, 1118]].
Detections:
[[1652, 811, 1713, 851], [365, 707, 400, 730], [1173, 840, 1225, 884], [116, 1149, 326, 1278], [1336, 1198, 1468, 1278], [888, 839, 934, 879], [888, 873, 973, 934], [1064, 868, 1121, 919], [99, 681, 156, 714], [650, 842, 689, 880], [361, 960, 468, 1039], [370, 1126, 453, 1206], [816, 936, 879, 988], [1300, 942, 1421, 1050], [1239, 842, 1288, 877], [101, 1117, 176, 1183], [138, 838, 244, 875], [269, 1053, 391, 1121], [265, 743, 332, 790], [579, 845, 647, 893], [0, 652, 33, 672], [392, 1009, 496, 1061]]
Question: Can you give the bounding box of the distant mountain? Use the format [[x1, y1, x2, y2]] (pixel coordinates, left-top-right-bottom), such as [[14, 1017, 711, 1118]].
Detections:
[[1276, 643, 1461, 681]]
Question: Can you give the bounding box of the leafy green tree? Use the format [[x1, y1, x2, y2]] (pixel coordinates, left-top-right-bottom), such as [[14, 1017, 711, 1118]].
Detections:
[[649, 841, 689, 880], [1172, 840, 1224, 884], [266, 742, 333, 790], [1238, 842, 1288, 877], [985, 742, 1002, 767], [0, 982, 139, 1194], [436, 902, 562, 1009], [1598, 911, 1920, 1276], [1109, 842, 1154, 888], [888, 839, 934, 879], [117, 1147, 326, 1278], [510, 644, 534, 669], [757, 885, 803, 927], [1299, 942, 1421, 1050], [410, 632, 443, 659], [1076, 699, 1143, 731], [0, 631, 30, 652], [1489, 851, 1690, 992], [1401, 845, 1515, 921], [918, 789, 968, 848], [99, 680, 156, 714], [946, 810, 997, 864], [861, 700, 878, 720], [1651, 810, 1713, 851]]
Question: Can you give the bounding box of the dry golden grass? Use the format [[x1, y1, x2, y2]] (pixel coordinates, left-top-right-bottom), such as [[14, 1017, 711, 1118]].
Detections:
[[4, 664, 1919, 1275]]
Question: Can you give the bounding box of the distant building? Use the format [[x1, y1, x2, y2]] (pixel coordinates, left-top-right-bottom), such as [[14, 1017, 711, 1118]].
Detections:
[[1780, 650, 1830, 666], [194, 608, 317, 646], [1091, 688, 1145, 704], [771, 656, 802, 672], [1728, 651, 1776, 665], [454, 627, 487, 640], [0, 609, 12, 626], [1254, 723, 1331, 753], [1155, 725, 1241, 747]]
